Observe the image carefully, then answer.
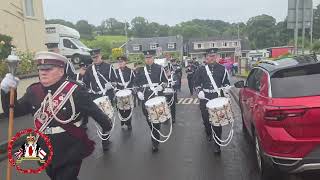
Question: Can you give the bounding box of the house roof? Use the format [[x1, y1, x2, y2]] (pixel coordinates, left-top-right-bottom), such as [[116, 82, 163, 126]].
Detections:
[[127, 36, 183, 53]]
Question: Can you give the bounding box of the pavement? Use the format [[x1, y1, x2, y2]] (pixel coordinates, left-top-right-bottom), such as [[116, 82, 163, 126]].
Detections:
[[0, 75, 319, 180]]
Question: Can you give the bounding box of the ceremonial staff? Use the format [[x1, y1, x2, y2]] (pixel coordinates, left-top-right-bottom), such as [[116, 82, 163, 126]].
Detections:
[[6, 48, 20, 180]]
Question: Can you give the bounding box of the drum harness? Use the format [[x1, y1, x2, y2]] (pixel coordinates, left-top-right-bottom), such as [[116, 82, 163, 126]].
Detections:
[[91, 64, 116, 141], [144, 67, 172, 143], [205, 65, 234, 147], [116, 69, 134, 122], [34, 81, 80, 143]]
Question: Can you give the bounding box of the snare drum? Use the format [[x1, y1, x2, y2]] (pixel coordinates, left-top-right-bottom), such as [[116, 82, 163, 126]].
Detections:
[[93, 96, 114, 119], [206, 97, 234, 127], [145, 96, 171, 123], [115, 89, 134, 110]]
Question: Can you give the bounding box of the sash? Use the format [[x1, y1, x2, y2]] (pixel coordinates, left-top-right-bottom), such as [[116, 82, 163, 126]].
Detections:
[[205, 65, 221, 97], [34, 81, 78, 130], [92, 64, 107, 95], [118, 69, 132, 89], [144, 67, 156, 92]]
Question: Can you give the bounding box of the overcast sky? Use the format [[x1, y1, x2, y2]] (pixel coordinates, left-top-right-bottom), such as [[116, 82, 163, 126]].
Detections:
[[44, 0, 320, 26]]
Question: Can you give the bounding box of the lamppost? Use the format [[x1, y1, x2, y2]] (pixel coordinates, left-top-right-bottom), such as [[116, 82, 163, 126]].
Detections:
[[6, 48, 20, 180]]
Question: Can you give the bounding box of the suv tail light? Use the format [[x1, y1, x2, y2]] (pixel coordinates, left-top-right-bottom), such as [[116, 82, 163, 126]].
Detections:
[[264, 106, 307, 121]]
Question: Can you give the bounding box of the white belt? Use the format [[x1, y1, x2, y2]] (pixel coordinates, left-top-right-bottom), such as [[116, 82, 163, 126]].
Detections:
[[44, 121, 83, 135], [203, 89, 217, 93]]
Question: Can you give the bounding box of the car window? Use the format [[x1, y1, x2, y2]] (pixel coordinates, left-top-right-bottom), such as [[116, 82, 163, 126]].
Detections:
[[246, 68, 263, 92], [63, 39, 78, 49], [271, 63, 320, 98]]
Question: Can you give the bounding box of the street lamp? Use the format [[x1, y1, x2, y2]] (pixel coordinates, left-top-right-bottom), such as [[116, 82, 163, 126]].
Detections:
[[6, 48, 20, 180]]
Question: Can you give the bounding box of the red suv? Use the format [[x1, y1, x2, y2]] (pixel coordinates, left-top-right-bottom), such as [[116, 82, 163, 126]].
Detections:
[[235, 56, 320, 179]]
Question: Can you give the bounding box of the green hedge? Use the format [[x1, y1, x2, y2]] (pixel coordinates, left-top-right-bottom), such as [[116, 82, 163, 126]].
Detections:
[[0, 51, 36, 78], [0, 34, 15, 61]]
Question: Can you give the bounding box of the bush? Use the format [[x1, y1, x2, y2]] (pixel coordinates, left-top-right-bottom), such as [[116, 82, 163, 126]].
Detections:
[[312, 40, 320, 53], [16, 51, 36, 75], [128, 54, 145, 65], [0, 34, 15, 60]]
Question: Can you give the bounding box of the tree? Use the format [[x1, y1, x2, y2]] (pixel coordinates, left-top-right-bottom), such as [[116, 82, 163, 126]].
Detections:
[[130, 17, 149, 37], [313, 4, 320, 40], [312, 40, 320, 53], [75, 20, 94, 39], [246, 14, 277, 49]]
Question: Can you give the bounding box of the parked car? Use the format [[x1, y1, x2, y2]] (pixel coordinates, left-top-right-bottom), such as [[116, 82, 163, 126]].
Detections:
[[234, 56, 320, 179]]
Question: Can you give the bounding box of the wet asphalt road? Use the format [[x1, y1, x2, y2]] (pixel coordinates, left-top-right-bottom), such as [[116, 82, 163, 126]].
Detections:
[[1, 77, 320, 180]]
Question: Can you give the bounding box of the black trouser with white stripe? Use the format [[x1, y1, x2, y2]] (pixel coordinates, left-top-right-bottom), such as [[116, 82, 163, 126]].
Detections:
[[199, 92, 222, 143], [119, 109, 132, 127]]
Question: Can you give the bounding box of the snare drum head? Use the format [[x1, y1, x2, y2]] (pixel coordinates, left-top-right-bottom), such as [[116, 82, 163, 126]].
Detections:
[[145, 96, 166, 107], [93, 96, 110, 104], [206, 97, 229, 109], [116, 89, 132, 97]]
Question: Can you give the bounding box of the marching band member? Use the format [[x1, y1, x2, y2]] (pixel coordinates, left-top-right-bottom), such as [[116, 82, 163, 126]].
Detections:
[[194, 48, 230, 154], [135, 51, 168, 153], [115, 56, 135, 130], [0, 51, 112, 180], [186, 59, 196, 96], [76, 61, 90, 83], [83, 48, 117, 151], [167, 58, 181, 123]]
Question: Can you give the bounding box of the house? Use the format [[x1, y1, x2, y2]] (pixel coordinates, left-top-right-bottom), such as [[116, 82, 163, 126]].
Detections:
[[187, 37, 250, 62], [0, 0, 46, 52], [126, 36, 183, 60]]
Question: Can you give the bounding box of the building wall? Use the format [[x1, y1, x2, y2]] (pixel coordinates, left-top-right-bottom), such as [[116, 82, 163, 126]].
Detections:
[[0, 0, 46, 52]]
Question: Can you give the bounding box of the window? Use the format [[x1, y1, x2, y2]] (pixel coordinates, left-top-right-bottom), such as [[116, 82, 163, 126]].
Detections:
[[168, 43, 176, 49], [271, 63, 320, 98], [197, 44, 202, 48], [234, 41, 238, 46], [150, 43, 159, 50], [224, 42, 228, 47], [246, 69, 263, 92], [133, 45, 141, 51], [63, 39, 78, 49], [25, 0, 35, 17]]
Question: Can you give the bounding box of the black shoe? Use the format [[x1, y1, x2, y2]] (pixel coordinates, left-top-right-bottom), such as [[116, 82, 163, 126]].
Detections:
[[102, 140, 111, 151], [172, 119, 176, 124], [207, 136, 214, 142], [152, 145, 159, 153]]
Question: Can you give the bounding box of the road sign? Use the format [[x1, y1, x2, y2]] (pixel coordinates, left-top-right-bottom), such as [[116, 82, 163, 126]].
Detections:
[[287, 0, 313, 29]]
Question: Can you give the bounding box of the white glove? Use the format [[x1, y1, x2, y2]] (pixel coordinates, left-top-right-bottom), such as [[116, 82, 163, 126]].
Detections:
[[137, 92, 144, 101], [198, 91, 205, 100], [155, 85, 163, 92], [1, 73, 19, 93], [105, 82, 113, 90]]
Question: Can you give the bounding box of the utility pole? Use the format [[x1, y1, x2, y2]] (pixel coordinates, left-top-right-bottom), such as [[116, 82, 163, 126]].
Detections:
[[124, 20, 128, 57], [310, 0, 314, 48], [302, 0, 306, 55], [294, 0, 300, 55]]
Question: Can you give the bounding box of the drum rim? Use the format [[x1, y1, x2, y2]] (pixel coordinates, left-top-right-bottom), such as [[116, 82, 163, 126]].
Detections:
[[206, 97, 230, 108], [145, 96, 167, 106], [115, 89, 132, 96]]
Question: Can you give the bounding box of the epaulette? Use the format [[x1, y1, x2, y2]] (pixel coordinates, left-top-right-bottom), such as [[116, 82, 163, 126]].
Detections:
[[66, 79, 86, 88]]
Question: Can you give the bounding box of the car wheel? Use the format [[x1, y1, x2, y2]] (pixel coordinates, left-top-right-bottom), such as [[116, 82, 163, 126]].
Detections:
[[72, 55, 81, 64], [253, 132, 277, 180]]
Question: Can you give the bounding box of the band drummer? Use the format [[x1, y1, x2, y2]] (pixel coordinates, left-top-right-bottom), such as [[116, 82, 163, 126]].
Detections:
[[115, 56, 135, 130], [135, 51, 168, 153], [194, 48, 230, 154], [83, 48, 117, 151]]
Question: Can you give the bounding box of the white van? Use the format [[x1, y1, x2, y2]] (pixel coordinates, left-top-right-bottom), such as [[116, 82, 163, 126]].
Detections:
[[45, 24, 92, 64]]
